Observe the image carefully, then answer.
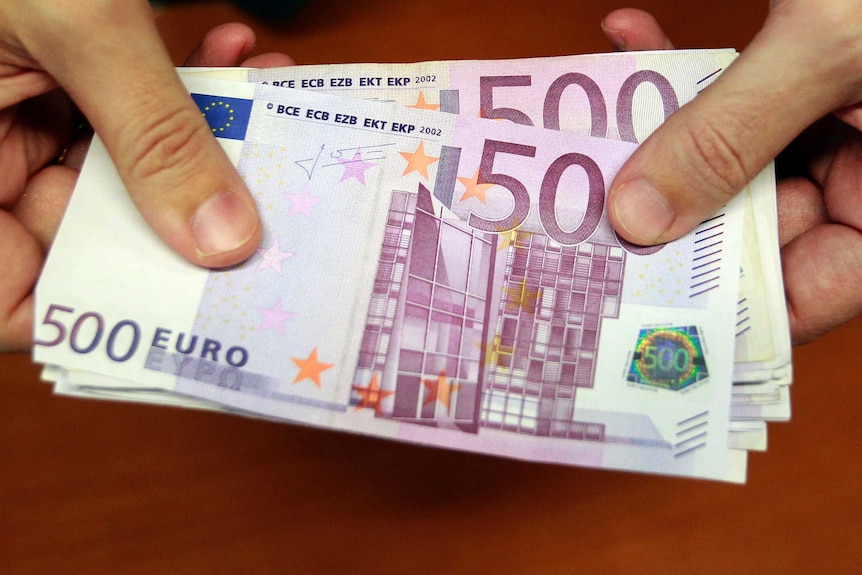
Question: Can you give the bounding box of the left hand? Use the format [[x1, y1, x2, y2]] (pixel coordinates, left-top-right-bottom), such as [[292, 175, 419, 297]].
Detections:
[[0, 22, 293, 352]]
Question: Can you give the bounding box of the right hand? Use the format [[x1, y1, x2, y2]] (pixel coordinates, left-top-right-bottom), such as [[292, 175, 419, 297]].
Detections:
[[602, 3, 862, 344]]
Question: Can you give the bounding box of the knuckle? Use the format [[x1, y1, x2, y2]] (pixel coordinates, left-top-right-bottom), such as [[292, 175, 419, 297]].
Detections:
[[120, 98, 211, 187], [679, 118, 754, 203]]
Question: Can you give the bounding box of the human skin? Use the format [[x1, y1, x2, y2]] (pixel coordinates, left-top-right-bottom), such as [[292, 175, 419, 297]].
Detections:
[[602, 2, 862, 344], [0, 0, 292, 352]]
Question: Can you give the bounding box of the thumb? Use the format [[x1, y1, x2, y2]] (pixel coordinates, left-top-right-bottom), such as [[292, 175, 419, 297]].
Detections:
[[16, 1, 261, 267], [608, 2, 862, 245]]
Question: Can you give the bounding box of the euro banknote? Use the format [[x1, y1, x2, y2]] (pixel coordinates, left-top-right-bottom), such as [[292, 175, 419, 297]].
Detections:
[[95, 52, 794, 428], [65, 52, 791, 429], [35, 76, 749, 481], [182, 51, 791, 387], [181, 52, 793, 428], [46, 55, 790, 460]]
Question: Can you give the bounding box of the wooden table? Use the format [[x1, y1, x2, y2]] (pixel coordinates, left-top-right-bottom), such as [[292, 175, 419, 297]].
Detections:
[[3, 1, 861, 573]]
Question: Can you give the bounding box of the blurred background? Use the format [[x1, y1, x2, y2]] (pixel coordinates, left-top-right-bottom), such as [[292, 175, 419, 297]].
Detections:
[[3, 1, 861, 573]]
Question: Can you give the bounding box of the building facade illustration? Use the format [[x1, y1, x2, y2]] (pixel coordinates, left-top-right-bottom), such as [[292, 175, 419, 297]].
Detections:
[[352, 183, 625, 442]]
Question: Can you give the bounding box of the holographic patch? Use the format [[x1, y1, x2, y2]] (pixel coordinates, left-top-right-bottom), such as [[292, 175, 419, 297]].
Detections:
[[628, 326, 708, 390]]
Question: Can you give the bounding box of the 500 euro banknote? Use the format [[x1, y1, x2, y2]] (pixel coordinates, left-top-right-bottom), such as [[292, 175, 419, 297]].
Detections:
[[185, 50, 789, 386], [59, 52, 789, 432], [35, 77, 747, 481]]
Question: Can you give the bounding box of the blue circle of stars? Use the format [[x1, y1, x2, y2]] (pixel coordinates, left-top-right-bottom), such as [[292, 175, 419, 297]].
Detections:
[[201, 100, 235, 134]]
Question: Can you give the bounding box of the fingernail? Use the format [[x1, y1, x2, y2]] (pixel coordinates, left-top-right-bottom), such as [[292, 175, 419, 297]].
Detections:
[[600, 20, 626, 51], [192, 192, 259, 256], [611, 179, 675, 244]]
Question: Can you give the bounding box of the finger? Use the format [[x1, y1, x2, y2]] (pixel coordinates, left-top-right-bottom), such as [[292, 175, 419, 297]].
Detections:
[[607, 3, 862, 245], [12, 164, 77, 250], [775, 176, 828, 247], [783, 223, 862, 345], [184, 22, 259, 67], [0, 91, 78, 207], [0, 62, 57, 110], [184, 23, 296, 69], [820, 125, 862, 231], [834, 102, 862, 132], [241, 53, 296, 68], [0, 210, 41, 352], [601, 8, 675, 51], [13, 1, 262, 268], [782, 115, 844, 184], [59, 129, 93, 171]]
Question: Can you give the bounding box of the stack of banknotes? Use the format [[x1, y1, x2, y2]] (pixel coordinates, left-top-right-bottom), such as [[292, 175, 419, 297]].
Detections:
[[33, 50, 791, 483]]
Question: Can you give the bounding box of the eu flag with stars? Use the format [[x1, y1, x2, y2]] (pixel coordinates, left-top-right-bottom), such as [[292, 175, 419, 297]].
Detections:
[[191, 93, 253, 141]]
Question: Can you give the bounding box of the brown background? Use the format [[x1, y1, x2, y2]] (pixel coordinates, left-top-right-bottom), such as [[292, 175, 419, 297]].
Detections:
[[3, 1, 861, 573]]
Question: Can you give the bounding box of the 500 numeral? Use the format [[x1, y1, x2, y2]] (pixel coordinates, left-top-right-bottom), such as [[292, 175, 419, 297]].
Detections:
[[34, 304, 141, 362]]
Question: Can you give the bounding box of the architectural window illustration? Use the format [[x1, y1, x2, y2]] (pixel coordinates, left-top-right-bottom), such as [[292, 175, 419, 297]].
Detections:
[[352, 184, 626, 442]]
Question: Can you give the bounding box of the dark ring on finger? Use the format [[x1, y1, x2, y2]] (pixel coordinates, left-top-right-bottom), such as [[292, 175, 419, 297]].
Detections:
[[51, 118, 90, 166]]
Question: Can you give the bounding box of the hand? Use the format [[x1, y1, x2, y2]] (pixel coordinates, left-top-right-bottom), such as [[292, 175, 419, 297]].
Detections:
[[0, 3, 293, 352], [602, 3, 862, 345]]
